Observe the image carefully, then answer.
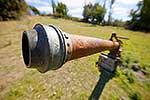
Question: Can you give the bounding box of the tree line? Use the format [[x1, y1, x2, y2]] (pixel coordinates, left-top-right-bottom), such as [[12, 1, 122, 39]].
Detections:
[[127, 0, 150, 31], [0, 0, 28, 21], [0, 0, 150, 32]]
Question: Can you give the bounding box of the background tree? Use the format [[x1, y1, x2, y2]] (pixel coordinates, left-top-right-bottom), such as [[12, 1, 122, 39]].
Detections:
[[29, 5, 40, 15], [127, 0, 150, 31], [83, 3, 106, 24], [140, 0, 150, 31], [83, 3, 93, 22], [0, 0, 28, 21], [51, 0, 56, 14], [92, 3, 106, 24], [108, 0, 115, 24], [56, 2, 68, 17]]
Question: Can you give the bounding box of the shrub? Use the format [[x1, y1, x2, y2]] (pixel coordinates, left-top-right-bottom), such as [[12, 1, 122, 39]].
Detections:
[[0, 0, 28, 21], [55, 2, 68, 18], [111, 19, 126, 27], [114, 67, 122, 77], [83, 3, 106, 24], [121, 56, 130, 68], [126, 71, 135, 83], [129, 92, 141, 100], [127, 0, 150, 32]]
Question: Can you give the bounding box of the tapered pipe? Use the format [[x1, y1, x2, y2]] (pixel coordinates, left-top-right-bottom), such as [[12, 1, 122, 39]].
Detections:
[[68, 34, 119, 60], [22, 24, 119, 73]]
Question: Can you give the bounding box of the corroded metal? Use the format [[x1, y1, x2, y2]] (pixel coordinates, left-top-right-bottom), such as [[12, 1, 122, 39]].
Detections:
[[68, 34, 119, 60], [22, 24, 119, 73]]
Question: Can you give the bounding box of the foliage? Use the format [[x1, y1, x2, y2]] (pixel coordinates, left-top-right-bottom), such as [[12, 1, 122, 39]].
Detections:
[[0, 0, 28, 21], [127, 0, 150, 31], [83, 3, 106, 24], [129, 92, 141, 100], [115, 68, 135, 83], [126, 71, 135, 83], [29, 5, 40, 15], [92, 3, 106, 24], [55, 2, 68, 17], [69, 16, 81, 22], [140, 0, 150, 31], [83, 3, 93, 22], [111, 19, 126, 27]]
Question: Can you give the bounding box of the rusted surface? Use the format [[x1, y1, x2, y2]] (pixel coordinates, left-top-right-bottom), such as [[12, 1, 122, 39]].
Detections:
[[62, 32, 73, 61], [68, 34, 119, 60], [22, 24, 120, 73]]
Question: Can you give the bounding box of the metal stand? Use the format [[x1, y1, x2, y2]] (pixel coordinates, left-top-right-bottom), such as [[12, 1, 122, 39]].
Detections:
[[88, 33, 128, 100], [89, 54, 117, 100]]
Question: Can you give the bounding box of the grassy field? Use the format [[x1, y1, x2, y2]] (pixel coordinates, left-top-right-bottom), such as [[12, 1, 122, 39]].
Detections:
[[0, 16, 150, 100]]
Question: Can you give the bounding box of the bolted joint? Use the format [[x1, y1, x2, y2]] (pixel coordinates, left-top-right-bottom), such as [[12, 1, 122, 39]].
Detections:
[[22, 24, 72, 73]]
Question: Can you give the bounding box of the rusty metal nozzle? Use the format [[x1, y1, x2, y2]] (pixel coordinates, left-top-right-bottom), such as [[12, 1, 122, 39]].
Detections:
[[22, 24, 119, 73]]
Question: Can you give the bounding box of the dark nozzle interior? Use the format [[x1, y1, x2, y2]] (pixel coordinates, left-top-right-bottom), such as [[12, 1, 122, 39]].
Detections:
[[22, 32, 30, 66]]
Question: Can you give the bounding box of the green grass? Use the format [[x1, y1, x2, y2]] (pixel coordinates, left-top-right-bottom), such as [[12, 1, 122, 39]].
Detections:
[[0, 16, 150, 100]]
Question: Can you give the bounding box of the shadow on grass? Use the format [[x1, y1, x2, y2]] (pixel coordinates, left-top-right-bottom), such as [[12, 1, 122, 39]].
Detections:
[[88, 69, 114, 100]]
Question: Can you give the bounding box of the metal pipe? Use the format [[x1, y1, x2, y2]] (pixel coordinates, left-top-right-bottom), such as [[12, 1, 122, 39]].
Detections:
[[22, 24, 119, 73], [68, 34, 119, 60]]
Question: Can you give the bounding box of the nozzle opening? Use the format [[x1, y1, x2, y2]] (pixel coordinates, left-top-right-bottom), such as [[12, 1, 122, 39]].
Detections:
[[22, 32, 30, 66]]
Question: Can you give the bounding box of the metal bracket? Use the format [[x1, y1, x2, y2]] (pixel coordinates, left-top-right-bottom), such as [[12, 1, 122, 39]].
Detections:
[[110, 32, 129, 42], [98, 53, 119, 73], [89, 32, 129, 100], [98, 32, 128, 72]]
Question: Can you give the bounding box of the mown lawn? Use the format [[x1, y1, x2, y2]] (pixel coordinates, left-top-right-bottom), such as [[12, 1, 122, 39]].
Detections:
[[0, 16, 150, 100]]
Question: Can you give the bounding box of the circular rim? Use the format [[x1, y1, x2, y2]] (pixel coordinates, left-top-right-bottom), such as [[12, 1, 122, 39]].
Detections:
[[22, 31, 31, 67]]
